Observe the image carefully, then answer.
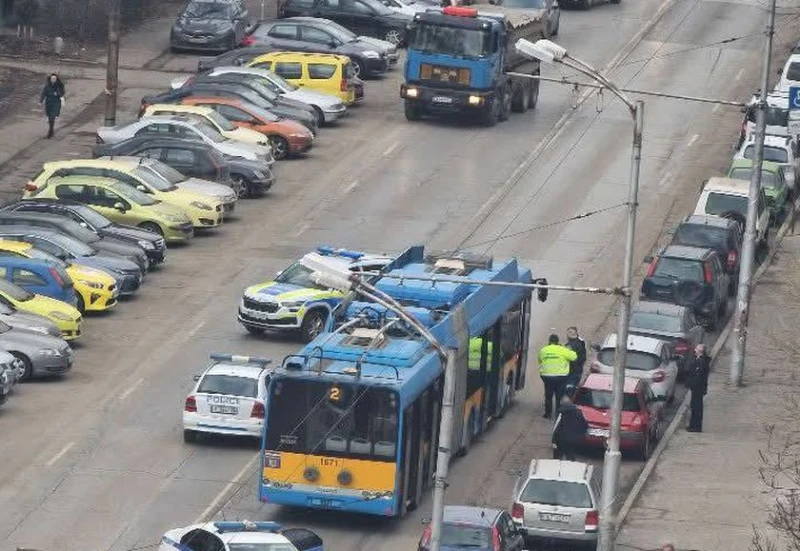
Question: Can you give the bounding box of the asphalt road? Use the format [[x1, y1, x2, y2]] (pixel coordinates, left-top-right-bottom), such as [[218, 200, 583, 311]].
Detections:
[[0, 0, 796, 549]]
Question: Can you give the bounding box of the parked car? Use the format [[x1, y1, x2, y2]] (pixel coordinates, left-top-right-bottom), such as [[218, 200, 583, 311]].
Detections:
[[574, 374, 665, 459], [776, 53, 800, 93], [142, 103, 269, 147], [278, 0, 412, 45], [304, 17, 401, 64], [735, 134, 798, 198], [197, 45, 282, 72], [0, 350, 21, 403], [249, 18, 390, 78], [491, 0, 560, 36], [30, 176, 195, 243], [738, 92, 788, 147], [0, 278, 82, 342], [97, 115, 270, 163], [172, 65, 347, 125], [92, 136, 274, 197], [157, 522, 324, 551], [0, 296, 63, 338], [171, 0, 254, 52], [2, 199, 167, 265], [0, 317, 73, 380], [727, 158, 789, 225], [589, 333, 679, 402], [694, 177, 769, 253], [0, 257, 77, 308], [670, 214, 742, 292], [511, 459, 600, 547], [418, 507, 524, 551], [641, 245, 730, 329], [628, 301, 704, 377]]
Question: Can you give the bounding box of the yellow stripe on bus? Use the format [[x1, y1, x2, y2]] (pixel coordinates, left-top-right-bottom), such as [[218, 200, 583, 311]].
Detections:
[[263, 451, 396, 492]]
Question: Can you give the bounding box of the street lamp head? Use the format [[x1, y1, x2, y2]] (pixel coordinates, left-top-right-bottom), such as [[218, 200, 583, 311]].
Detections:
[[311, 271, 354, 293], [515, 38, 567, 64]]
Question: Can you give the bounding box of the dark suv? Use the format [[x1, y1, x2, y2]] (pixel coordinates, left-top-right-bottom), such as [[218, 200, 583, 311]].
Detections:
[[641, 245, 730, 330], [669, 215, 742, 294]]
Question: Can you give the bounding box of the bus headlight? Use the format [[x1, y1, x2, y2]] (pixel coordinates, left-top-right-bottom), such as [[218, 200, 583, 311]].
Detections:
[[468, 95, 483, 106], [303, 466, 320, 482]]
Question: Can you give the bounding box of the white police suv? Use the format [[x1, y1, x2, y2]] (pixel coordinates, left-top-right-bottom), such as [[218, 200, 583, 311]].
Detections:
[[183, 353, 275, 443], [159, 520, 324, 551]]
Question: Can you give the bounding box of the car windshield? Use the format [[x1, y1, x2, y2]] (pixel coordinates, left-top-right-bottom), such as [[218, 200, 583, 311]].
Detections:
[[185, 0, 232, 18], [274, 262, 320, 288], [787, 61, 800, 81], [704, 192, 747, 217], [131, 166, 178, 192], [264, 71, 297, 92], [191, 121, 227, 143], [110, 182, 158, 206], [409, 23, 491, 58], [326, 20, 360, 40], [673, 224, 729, 250], [0, 278, 34, 301], [653, 256, 704, 281], [729, 167, 779, 189], [246, 79, 280, 101], [630, 311, 682, 333], [519, 479, 592, 508], [440, 525, 490, 548], [575, 388, 641, 412], [228, 545, 298, 551], [197, 374, 259, 397], [744, 145, 788, 163], [598, 349, 661, 371], [144, 161, 187, 185]]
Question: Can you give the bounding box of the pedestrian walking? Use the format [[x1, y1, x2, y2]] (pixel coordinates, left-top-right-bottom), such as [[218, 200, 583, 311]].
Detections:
[[686, 343, 710, 432], [39, 73, 65, 139], [565, 326, 586, 388], [551, 391, 588, 460], [538, 333, 576, 419]]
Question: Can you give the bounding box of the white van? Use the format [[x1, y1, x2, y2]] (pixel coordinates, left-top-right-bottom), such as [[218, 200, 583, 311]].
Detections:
[[694, 177, 769, 250]]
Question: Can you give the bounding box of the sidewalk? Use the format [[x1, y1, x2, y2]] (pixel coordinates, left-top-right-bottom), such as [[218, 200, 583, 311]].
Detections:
[[615, 235, 800, 551]]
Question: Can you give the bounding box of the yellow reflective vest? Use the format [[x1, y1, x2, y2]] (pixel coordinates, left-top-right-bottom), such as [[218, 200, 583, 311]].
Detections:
[[538, 344, 576, 377], [469, 337, 492, 370]]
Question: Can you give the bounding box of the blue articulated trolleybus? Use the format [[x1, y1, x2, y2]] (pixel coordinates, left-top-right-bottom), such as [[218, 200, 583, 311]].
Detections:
[[259, 246, 533, 516]]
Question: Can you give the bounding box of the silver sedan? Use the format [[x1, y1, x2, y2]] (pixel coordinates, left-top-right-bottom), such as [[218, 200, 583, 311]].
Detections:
[[0, 319, 73, 380]]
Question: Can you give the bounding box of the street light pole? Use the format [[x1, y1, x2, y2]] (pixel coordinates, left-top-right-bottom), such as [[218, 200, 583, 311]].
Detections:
[[730, 0, 776, 386], [103, 0, 121, 127], [515, 39, 643, 551]]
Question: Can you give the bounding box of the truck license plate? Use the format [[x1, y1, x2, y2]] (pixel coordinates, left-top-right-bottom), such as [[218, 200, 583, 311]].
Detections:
[[432, 96, 453, 104], [210, 405, 238, 415], [539, 512, 571, 523]]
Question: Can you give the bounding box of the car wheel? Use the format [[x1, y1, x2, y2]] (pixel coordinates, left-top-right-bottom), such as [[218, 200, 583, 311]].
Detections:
[[269, 135, 290, 160], [384, 28, 403, 45], [232, 175, 254, 199], [12, 352, 32, 382], [312, 105, 325, 127], [352, 59, 366, 79], [76, 294, 85, 314], [183, 429, 197, 443], [300, 309, 327, 343], [139, 221, 164, 237], [244, 325, 264, 336]]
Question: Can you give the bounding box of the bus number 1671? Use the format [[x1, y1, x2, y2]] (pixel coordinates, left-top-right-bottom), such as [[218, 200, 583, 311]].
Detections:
[[320, 457, 339, 467]]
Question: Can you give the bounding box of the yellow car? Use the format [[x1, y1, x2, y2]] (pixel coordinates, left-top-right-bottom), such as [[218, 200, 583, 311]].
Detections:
[[0, 240, 118, 313], [142, 104, 269, 147], [247, 52, 357, 106], [25, 159, 225, 230], [0, 278, 82, 341], [26, 175, 195, 244]]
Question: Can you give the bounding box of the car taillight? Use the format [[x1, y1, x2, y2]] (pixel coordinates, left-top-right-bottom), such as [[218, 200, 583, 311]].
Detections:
[[727, 249, 738, 270], [585, 510, 599, 532], [341, 78, 348, 92], [49, 267, 64, 287], [590, 361, 600, 373], [184, 395, 197, 412], [703, 262, 713, 283], [240, 35, 255, 46], [420, 525, 431, 549], [251, 401, 265, 419], [646, 257, 658, 277], [652, 370, 665, 382], [491, 526, 501, 551], [511, 502, 524, 522], [674, 338, 689, 355], [24, 181, 37, 192]]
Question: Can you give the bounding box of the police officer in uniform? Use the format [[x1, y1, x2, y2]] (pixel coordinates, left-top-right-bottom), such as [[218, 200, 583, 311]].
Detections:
[[538, 334, 577, 419]]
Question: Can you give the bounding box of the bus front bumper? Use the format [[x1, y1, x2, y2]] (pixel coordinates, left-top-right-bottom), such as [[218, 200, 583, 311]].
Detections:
[[259, 484, 398, 516]]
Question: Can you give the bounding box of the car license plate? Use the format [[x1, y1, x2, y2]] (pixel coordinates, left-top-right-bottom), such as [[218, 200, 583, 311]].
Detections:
[[247, 310, 268, 320], [432, 96, 453, 104], [210, 405, 238, 415], [588, 428, 610, 437], [539, 512, 571, 523]]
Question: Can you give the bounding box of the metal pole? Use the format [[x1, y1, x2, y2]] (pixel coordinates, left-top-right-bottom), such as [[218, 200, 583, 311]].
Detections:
[[597, 100, 644, 551], [429, 349, 457, 551], [261, 0, 266, 20], [103, 0, 121, 127], [730, 0, 775, 387]]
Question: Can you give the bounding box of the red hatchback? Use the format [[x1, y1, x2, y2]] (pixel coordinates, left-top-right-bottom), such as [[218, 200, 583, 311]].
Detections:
[[574, 374, 666, 460]]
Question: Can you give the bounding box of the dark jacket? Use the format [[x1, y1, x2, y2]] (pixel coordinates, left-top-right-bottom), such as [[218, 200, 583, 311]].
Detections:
[[552, 402, 589, 445], [40, 81, 65, 119], [566, 337, 587, 378], [686, 353, 710, 395]]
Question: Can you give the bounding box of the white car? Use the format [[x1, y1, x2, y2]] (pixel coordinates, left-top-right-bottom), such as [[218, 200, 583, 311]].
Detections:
[[379, 0, 426, 15], [183, 353, 275, 442], [735, 134, 798, 196], [694, 176, 770, 250], [776, 53, 800, 93], [159, 520, 324, 551], [589, 334, 678, 402]]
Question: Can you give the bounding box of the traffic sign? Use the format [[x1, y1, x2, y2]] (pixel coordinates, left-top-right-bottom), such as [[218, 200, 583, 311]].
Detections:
[[790, 86, 800, 110]]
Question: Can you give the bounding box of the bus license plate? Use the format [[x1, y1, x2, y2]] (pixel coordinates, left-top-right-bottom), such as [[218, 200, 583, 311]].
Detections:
[[310, 497, 340, 508], [539, 512, 570, 523], [432, 96, 453, 104], [210, 405, 238, 415]]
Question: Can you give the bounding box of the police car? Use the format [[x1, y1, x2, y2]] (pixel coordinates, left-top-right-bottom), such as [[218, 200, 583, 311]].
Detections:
[[159, 520, 324, 551], [183, 354, 274, 443], [237, 247, 393, 343]]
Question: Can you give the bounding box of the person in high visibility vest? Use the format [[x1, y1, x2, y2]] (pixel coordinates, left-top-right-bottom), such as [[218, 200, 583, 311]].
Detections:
[[538, 333, 576, 419], [469, 337, 492, 370]]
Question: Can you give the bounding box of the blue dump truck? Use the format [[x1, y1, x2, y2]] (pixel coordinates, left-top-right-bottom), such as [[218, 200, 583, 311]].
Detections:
[[400, 5, 546, 126]]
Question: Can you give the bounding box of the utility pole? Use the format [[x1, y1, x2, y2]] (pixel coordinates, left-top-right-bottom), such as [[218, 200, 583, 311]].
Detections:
[[104, 0, 121, 127], [429, 349, 457, 551], [730, 0, 775, 386]]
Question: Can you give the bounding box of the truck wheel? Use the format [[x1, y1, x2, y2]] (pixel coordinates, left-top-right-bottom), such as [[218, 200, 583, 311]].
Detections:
[[479, 99, 498, 127], [405, 100, 422, 121], [511, 81, 530, 113], [528, 79, 540, 110], [498, 85, 511, 122]]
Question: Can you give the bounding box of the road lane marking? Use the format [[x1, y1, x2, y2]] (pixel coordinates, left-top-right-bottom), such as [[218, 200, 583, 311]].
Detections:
[[119, 377, 144, 401], [195, 453, 261, 523], [735, 68, 744, 81], [712, 102, 721, 113], [382, 142, 399, 156], [292, 221, 310, 238], [188, 321, 205, 337], [46, 442, 75, 466], [687, 134, 700, 148], [344, 179, 359, 194]]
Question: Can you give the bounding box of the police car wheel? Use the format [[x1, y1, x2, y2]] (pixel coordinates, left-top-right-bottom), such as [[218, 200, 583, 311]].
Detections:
[[76, 294, 85, 314], [300, 310, 327, 343], [183, 429, 197, 443]]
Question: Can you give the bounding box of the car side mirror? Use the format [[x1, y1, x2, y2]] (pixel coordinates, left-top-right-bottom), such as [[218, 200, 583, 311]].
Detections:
[[113, 202, 127, 213], [193, 374, 202, 381]]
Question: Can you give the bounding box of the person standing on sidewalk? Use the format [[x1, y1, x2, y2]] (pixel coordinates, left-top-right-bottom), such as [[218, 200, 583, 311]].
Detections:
[[686, 343, 710, 432], [565, 326, 586, 388], [39, 73, 65, 139], [538, 334, 576, 419], [551, 392, 588, 460]]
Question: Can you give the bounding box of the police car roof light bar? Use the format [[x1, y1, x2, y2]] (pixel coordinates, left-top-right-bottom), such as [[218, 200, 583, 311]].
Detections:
[[213, 521, 282, 533], [210, 353, 272, 366], [316, 246, 365, 260]]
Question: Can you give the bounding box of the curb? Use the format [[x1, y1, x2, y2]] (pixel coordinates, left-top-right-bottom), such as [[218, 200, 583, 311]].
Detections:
[[615, 201, 798, 534]]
